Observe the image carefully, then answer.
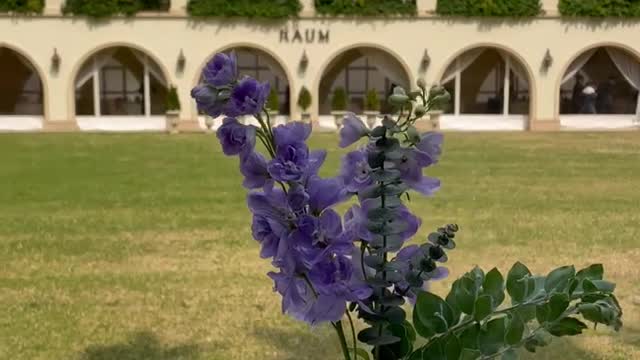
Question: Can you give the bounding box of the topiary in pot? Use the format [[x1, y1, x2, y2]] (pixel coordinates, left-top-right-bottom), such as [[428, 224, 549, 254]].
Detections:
[[165, 85, 181, 134], [297, 86, 312, 123], [331, 87, 348, 127], [364, 88, 380, 128]]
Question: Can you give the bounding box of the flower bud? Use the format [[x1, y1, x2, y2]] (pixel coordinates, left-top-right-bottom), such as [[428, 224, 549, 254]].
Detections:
[[388, 94, 409, 106], [393, 86, 406, 95], [414, 105, 427, 118], [417, 78, 426, 90]]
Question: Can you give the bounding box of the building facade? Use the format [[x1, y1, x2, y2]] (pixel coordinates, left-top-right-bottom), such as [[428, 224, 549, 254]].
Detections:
[[1, 0, 640, 132]]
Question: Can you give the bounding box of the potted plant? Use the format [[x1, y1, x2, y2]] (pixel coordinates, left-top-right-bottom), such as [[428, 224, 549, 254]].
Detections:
[[363, 89, 380, 128], [426, 85, 451, 131], [266, 87, 279, 118], [165, 86, 181, 134], [297, 86, 312, 123], [331, 87, 348, 127]]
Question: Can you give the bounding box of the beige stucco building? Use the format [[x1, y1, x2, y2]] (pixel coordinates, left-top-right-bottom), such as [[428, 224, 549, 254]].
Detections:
[[1, 0, 640, 132]]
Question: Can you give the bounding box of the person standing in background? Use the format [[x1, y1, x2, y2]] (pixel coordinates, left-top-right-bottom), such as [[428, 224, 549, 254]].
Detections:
[[572, 74, 585, 113], [581, 82, 597, 114]]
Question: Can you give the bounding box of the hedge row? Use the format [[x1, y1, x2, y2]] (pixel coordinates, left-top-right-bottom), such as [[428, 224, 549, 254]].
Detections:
[[0, 0, 44, 14], [436, 0, 542, 17], [559, 0, 640, 17], [187, 0, 301, 18], [314, 0, 416, 16], [62, 0, 168, 17]]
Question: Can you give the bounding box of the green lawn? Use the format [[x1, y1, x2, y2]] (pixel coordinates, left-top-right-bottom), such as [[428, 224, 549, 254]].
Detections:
[[0, 132, 639, 360]]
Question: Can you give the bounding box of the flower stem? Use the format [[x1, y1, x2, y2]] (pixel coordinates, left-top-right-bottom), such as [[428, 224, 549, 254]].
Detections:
[[346, 310, 358, 360], [332, 320, 352, 360]]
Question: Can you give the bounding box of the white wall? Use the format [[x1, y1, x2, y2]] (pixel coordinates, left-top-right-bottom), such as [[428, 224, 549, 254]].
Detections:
[[1, 13, 640, 131]]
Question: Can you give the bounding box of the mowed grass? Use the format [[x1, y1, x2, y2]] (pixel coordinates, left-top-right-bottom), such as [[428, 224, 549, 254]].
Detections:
[[0, 132, 639, 360]]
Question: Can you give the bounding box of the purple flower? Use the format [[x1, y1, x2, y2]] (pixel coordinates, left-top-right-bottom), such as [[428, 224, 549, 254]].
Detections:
[[267, 141, 309, 182], [240, 151, 271, 190], [306, 176, 350, 215], [191, 85, 225, 118], [273, 122, 312, 145], [339, 113, 369, 148], [216, 117, 256, 156], [252, 215, 287, 259], [225, 77, 270, 117], [287, 184, 309, 213], [340, 149, 373, 193], [386, 148, 441, 196], [414, 132, 443, 167], [203, 52, 237, 87]]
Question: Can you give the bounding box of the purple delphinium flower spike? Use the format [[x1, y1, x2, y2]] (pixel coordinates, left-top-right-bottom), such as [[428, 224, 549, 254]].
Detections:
[[339, 113, 369, 148]]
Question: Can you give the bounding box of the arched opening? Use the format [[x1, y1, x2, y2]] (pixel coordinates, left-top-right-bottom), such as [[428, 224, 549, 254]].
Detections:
[[318, 47, 410, 129], [439, 47, 531, 131], [559, 46, 640, 129], [197, 47, 291, 130], [74, 46, 169, 131], [0, 46, 44, 131]]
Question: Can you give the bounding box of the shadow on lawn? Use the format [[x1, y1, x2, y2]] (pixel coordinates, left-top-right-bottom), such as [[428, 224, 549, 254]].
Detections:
[[78, 331, 201, 360], [252, 324, 339, 360]]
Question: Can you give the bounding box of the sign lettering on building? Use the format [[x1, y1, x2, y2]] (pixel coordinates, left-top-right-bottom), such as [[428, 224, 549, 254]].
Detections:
[[279, 28, 329, 44]]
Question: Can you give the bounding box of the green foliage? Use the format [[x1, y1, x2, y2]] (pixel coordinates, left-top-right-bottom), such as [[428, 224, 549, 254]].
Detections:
[[436, 0, 542, 17], [165, 86, 181, 111], [0, 0, 44, 14], [559, 0, 640, 17], [266, 88, 280, 113], [315, 0, 416, 16], [408, 262, 622, 359], [187, 0, 301, 18], [297, 86, 312, 112], [63, 0, 168, 17], [365, 89, 380, 111], [331, 87, 348, 111]]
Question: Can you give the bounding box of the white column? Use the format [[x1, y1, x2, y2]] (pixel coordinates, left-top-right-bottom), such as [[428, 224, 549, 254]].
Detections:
[[503, 57, 510, 116], [169, 0, 188, 15], [417, 0, 437, 14], [299, 0, 315, 16], [542, 0, 559, 16], [143, 56, 151, 117], [454, 59, 461, 115], [44, 0, 63, 15], [92, 58, 101, 117]]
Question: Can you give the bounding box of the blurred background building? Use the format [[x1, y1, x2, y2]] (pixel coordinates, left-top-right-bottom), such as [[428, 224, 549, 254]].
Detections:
[[1, 0, 639, 132]]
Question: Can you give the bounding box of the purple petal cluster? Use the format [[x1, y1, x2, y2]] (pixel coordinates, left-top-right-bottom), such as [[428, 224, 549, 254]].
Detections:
[[191, 52, 270, 118]]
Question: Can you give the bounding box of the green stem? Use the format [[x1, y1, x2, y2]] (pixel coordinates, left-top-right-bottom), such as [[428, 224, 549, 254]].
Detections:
[[333, 321, 352, 360], [346, 310, 358, 360]]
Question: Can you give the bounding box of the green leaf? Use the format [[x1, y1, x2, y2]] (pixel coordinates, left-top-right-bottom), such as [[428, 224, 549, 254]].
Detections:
[[470, 266, 485, 288], [502, 348, 518, 360], [505, 313, 525, 345], [385, 323, 414, 358], [483, 268, 505, 308], [414, 292, 456, 338], [547, 317, 588, 337], [479, 317, 508, 355], [358, 326, 399, 346], [544, 266, 575, 294], [548, 293, 570, 321], [507, 262, 531, 304], [459, 323, 480, 350], [591, 280, 616, 293], [514, 304, 536, 322], [575, 264, 604, 281], [445, 335, 462, 360], [455, 276, 478, 315], [536, 304, 549, 324], [460, 348, 482, 360], [474, 295, 493, 322], [420, 336, 446, 360]]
